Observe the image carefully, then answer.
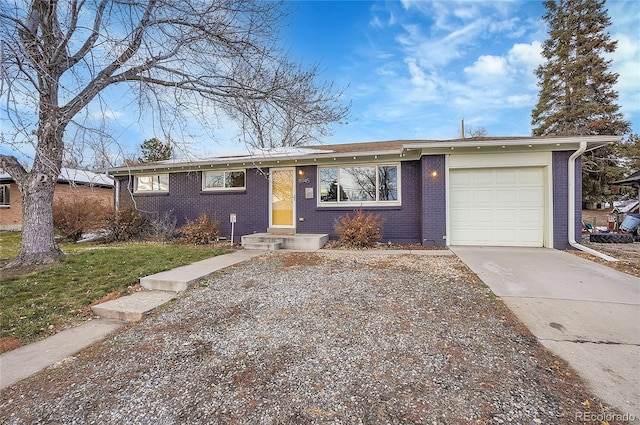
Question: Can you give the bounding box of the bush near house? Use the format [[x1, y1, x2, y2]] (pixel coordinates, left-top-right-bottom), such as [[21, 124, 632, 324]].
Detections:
[[53, 198, 113, 241], [334, 209, 385, 248], [104, 205, 150, 242], [178, 213, 220, 245]]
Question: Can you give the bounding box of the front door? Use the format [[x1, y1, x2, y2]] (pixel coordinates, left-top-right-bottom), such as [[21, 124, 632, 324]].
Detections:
[[270, 168, 296, 229]]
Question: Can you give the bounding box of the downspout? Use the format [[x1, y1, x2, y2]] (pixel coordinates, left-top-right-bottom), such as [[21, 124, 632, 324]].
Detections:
[[107, 172, 120, 212], [568, 141, 618, 262]]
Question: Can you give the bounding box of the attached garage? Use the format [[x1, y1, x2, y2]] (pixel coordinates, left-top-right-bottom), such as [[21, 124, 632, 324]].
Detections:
[[449, 167, 545, 247]]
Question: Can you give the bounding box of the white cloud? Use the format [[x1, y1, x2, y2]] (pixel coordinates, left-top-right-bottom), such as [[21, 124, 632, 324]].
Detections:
[[464, 55, 509, 81], [507, 41, 543, 71], [609, 33, 640, 98]]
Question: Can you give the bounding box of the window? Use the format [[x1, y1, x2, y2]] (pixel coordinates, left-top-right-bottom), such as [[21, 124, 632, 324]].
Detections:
[[0, 185, 9, 206], [319, 164, 399, 205], [203, 170, 246, 191], [134, 174, 169, 193]]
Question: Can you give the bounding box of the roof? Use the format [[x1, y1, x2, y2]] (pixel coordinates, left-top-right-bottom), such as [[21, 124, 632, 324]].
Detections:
[[613, 200, 639, 214], [107, 135, 622, 175], [610, 170, 640, 187], [0, 168, 113, 188]]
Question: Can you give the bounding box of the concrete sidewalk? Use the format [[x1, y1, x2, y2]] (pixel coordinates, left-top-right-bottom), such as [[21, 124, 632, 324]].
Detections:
[[0, 249, 267, 390], [452, 246, 640, 419]]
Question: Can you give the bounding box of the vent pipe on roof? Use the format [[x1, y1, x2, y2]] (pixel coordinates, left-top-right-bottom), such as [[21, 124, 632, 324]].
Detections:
[[568, 141, 618, 262], [461, 119, 465, 139]]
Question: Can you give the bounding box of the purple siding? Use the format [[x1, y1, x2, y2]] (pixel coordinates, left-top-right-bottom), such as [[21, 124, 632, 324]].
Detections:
[[295, 162, 422, 244], [552, 151, 582, 249], [421, 155, 447, 247], [118, 163, 423, 242], [117, 150, 579, 248], [117, 169, 270, 238]]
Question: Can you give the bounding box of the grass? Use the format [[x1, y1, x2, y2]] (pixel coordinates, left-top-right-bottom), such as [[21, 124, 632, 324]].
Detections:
[[0, 232, 231, 345]]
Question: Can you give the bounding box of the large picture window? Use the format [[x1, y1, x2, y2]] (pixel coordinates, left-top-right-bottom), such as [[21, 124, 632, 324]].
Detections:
[[134, 174, 169, 193], [203, 170, 246, 191], [319, 164, 399, 205]]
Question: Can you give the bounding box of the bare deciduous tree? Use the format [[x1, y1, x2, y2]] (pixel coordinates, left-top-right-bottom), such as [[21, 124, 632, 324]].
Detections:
[[0, 0, 349, 265], [224, 63, 350, 149]]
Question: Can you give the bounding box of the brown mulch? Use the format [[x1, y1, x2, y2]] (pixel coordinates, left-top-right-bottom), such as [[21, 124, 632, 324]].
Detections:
[[323, 240, 447, 250]]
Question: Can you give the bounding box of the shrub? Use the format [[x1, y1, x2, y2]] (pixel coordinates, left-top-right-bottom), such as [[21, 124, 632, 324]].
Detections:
[[178, 213, 220, 245], [334, 209, 385, 248], [147, 211, 178, 241], [104, 205, 150, 242], [53, 198, 113, 242]]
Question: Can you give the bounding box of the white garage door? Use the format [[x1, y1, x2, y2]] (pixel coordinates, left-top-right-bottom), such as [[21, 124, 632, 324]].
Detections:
[[449, 167, 545, 247]]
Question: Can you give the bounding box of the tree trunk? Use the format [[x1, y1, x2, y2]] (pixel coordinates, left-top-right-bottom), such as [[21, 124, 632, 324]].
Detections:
[[9, 173, 64, 266]]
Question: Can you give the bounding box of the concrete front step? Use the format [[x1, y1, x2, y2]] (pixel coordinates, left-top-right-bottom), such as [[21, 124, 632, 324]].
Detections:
[[242, 241, 282, 251], [242, 233, 329, 250], [91, 291, 177, 322]]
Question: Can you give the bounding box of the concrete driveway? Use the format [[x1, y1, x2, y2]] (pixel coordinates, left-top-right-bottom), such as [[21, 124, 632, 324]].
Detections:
[[451, 246, 640, 419]]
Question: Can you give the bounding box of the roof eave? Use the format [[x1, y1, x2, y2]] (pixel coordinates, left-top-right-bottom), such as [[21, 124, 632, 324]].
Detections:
[[403, 135, 621, 154], [107, 148, 416, 175]]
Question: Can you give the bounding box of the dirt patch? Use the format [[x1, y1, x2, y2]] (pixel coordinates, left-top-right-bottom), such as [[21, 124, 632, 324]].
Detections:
[[279, 252, 324, 268], [570, 241, 640, 278], [0, 337, 22, 353], [0, 260, 51, 279], [576, 209, 640, 278]]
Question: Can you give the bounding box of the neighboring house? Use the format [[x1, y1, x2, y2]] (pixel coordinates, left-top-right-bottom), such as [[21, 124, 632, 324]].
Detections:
[[611, 170, 640, 207], [108, 135, 619, 249], [0, 168, 114, 231]]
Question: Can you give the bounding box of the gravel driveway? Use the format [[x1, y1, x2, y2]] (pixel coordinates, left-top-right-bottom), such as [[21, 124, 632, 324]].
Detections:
[[0, 252, 621, 424]]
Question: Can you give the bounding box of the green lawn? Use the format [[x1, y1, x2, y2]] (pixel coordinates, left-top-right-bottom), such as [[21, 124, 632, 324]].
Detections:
[[0, 232, 231, 344]]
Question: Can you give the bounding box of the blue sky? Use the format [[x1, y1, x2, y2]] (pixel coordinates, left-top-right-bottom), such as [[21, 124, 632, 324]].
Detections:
[[270, 0, 638, 146], [1, 0, 638, 163]]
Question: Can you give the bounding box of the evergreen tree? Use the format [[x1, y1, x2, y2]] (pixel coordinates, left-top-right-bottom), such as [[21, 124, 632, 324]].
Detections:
[[139, 137, 173, 163], [532, 0, 631, 205], [532, 0, 629, 136]]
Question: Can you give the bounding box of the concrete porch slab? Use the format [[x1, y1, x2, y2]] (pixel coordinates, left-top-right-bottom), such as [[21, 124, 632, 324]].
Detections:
[[242, 233, 329, 250]]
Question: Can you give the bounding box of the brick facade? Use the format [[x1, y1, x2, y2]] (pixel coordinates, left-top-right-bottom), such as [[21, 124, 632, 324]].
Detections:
[[119, 162, 424, 244], [114, 149, 584, 248], [552, 151, 582, 249], [0, 182, 113, 231], [420, 155, 447, 247], [295, 162, 422, 243], [118, 169, 269, 239]]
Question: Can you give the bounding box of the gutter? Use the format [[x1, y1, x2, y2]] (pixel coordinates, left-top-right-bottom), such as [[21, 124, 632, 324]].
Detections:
[[568, 141, 619, 262]]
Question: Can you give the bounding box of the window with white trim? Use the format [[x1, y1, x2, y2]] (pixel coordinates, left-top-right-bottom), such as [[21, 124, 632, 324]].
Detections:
[[0, 185, 9, 206], [202, 170, 246, 191], [319, 164, 400, 205], [134, 174, 169, 193]]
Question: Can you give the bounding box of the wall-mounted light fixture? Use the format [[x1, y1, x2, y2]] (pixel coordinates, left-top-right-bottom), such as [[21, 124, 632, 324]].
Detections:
[[298, 168, 310, 183], [431, 170, 438, 178]]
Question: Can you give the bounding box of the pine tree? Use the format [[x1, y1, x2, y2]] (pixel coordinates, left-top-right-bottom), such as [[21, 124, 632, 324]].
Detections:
[[139, 137, 173, 163], [532, 0, 629, 136]]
